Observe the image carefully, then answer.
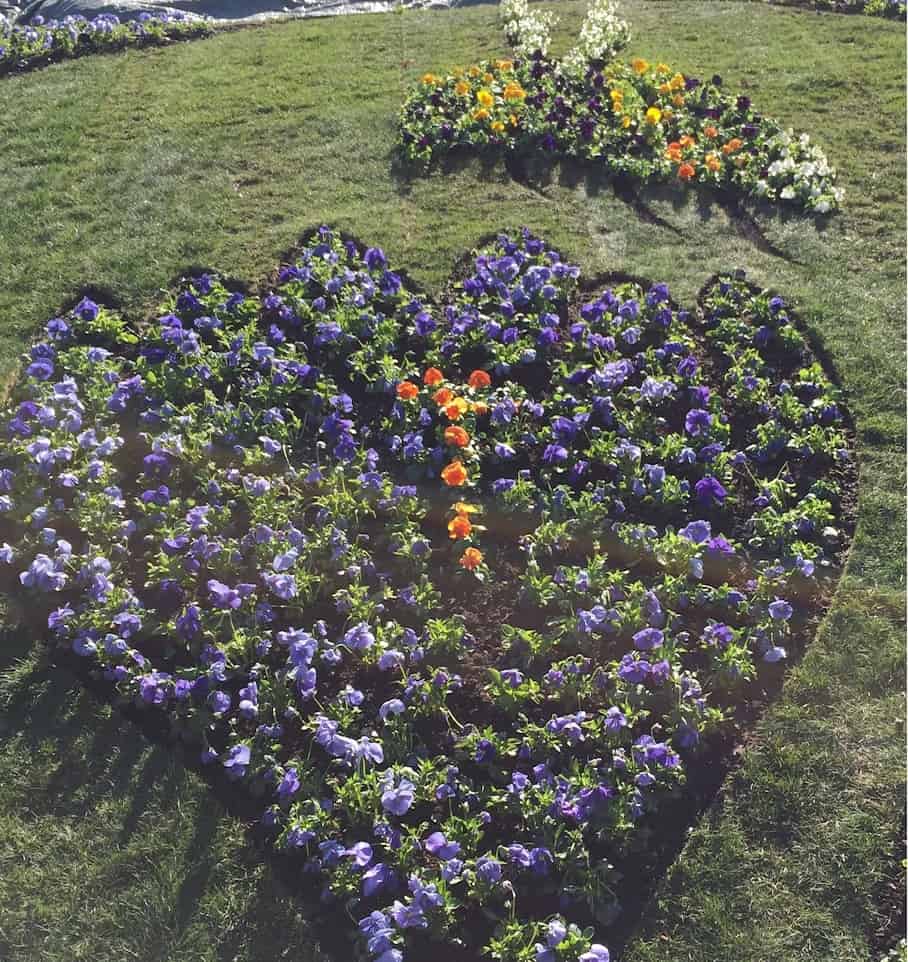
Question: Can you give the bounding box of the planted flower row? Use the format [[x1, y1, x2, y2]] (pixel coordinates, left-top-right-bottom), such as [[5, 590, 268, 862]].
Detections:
[[399, 55, 843, 213], [669, 0, 907, 18], [0, 11, 211, 76], [3, 227, 850, 961], [813, 0, 905, 16]]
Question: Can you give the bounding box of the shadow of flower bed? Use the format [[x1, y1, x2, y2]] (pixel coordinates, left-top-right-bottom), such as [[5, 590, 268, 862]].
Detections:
[[0, 226, 855, 962]]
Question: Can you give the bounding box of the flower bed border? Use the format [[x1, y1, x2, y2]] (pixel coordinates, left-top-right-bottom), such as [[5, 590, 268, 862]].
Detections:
[[0, 15, 214, 78]]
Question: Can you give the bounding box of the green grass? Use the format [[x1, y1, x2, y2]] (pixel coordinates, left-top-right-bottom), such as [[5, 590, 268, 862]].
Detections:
[[0, 3, 904, 960]]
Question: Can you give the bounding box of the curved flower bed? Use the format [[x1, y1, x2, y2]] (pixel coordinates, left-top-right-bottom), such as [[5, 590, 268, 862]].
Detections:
[[2, 228, 851, 961], [399, 56, 843, 213], [0, 11, 211, 76], [814, 0, 905, 15], [657, 0, 907, 18]]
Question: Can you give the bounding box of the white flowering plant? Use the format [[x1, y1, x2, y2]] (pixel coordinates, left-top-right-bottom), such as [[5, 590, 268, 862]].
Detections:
[[753, 130, 845, 214], [562, 0, 631, 77], [499, 0, 559, 58], [500, 0, 631, 68]]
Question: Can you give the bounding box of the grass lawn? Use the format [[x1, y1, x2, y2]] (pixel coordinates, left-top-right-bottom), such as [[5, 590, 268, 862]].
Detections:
[[0, 2, 904, 960]]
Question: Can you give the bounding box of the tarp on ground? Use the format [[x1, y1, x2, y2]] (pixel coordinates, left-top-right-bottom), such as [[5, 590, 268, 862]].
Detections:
[[1, 0, 462, 25]]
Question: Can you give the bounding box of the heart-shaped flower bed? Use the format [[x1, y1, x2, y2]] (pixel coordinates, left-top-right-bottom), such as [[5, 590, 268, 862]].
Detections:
[[1, 227, 852, 962]]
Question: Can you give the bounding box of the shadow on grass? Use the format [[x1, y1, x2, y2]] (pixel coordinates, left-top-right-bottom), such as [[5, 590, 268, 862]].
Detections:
[[0, 644, 350, 962], [390, 145, 833, 265], [0, 605, 859, 962]]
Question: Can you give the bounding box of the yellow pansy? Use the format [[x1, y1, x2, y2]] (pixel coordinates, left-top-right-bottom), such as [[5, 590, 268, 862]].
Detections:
[[421, 73, 438, 86], [670, 72, 685, 90], [495, 59, 514, 72], [503, 82, 526, 102], [491, 120, 506, 133], [622, 115, 632, 128], [632, 58, 649, 75], [658, 82, 672, 95], [468, 65, 481, 77], [476, 88, 494, 108], [656, 62, 671, 73], [645, 106, 662, 125], [455, 81, 471, 97], [672, 94, 685, 107], [472, 108, 490, 121]]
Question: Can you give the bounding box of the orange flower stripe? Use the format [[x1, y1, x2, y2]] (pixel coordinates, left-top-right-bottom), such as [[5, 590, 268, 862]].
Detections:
[[468, 369, 491, 388], [396, 380, 418, 400], [459, 547, 483, 571], [423, 367, 444, 386]]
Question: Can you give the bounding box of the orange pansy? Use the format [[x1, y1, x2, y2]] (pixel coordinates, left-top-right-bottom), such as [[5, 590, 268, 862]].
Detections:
[[444, 425, 470, 447], [678, 163, 696, 182], [441, 460, 468, 486], [448, 514, 473, 540]]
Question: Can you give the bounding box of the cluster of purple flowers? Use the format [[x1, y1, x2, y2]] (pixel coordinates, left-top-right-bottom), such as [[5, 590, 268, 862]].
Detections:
[[0, 227, 849, 962]]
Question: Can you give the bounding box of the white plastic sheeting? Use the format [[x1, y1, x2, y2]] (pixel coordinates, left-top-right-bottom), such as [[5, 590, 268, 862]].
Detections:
[[1, 0, 464, 26]]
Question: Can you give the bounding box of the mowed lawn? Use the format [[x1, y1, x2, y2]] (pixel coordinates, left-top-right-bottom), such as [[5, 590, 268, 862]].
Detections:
[[0, 3, 904, 961]]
